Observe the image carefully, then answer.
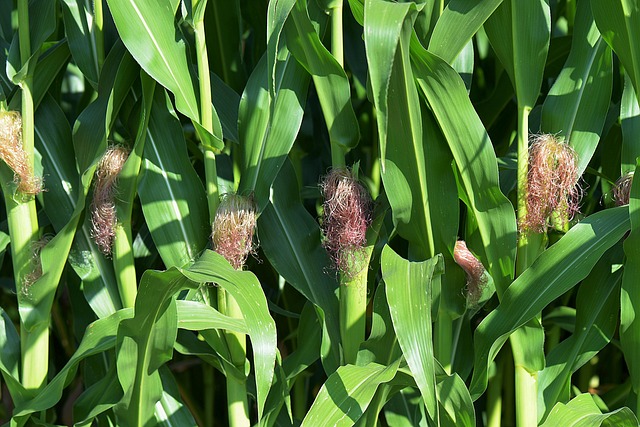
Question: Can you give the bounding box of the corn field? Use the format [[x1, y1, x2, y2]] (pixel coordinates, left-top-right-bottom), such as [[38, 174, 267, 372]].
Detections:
[[1, 0, 640, 426]]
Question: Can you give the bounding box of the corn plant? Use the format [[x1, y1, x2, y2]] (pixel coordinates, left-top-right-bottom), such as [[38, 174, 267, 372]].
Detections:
[[1, 0, 640, 426]]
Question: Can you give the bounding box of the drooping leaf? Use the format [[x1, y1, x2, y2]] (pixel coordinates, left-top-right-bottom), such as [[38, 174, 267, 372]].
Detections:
[[181, 250, 277, 420], [301, 360, 400, 427], [540, 393, 638, 427], [469, 207, 630, 399], [382, 246, 442, 422], [105, 0, 200, 121]]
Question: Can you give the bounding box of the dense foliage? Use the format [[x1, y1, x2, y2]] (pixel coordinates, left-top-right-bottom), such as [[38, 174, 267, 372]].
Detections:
[[1, 0, 640, 426]]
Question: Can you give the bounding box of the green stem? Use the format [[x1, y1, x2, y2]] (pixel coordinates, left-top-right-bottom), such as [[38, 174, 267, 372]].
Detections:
[[292, 374, 306, 421], [219, 290, 250, 427], [434, 311, 453, 373], [340, 263, 368, 365], [514, 364, 538, 427], [193, 0, 219, 219], [330, 0, 347, 169], [13, 1, 45, 391], [94, 0, 105, 69], [487, 352, 504, 427], [194, 4, 243, 425], [112, 224, 137, 308], [516, 106, 530, 276], [513, 104, 539, 427], [2, 187, 44, 390]]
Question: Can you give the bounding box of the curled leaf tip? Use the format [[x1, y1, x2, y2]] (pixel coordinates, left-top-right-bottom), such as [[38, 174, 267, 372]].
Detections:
[[211, 194, 257, 270]]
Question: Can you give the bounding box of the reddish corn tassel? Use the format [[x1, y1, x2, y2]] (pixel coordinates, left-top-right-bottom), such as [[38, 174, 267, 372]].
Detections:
[[211, 194, 257, 270], [0, 110, 42, 195], [320, 168, 372, 277], [521, 134, 582, 233], [90, 145, 129, 255]]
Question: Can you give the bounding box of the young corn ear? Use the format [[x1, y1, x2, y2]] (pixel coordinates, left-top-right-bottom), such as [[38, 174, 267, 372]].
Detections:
[[320, 168, 373, 278], [211, 194, 257, 270], [613, 172, 634, 206], [91, 145, 129, 255], [453, 240, 488, 307], [521, 134, 582, 233], [0, 110, 42, 195]]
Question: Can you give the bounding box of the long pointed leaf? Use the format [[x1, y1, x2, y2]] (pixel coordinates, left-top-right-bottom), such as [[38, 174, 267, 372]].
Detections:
[[469, 207, 630, 399]]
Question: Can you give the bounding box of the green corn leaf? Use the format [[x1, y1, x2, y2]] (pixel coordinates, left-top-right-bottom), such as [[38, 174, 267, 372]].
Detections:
[[382, 245, 442, 423], [18, 43, 138, 340], [258, 159, 341, 372], [540, 393, 639, 426], [105, 0, 200, 122], [428, 0, 504, 65], [410, 41, 517, 295], [359, 282, 401, 366], [237, 53, 310, 211], [12, 309, 134, 419], [592, 0, 640, 104], [538, 247, 623, 421], [621, 161, 640, 396], [0, 308, 21, 403], [364, 0, 417, 171], [6, 0, 57, 83], [301, 360, 400, 427], [541, 0, 613, 175], [621, 75, 640, 173], [211, 71, 240, 143], [285, 0, 360, 150], [60, 0, 100, 87], [181, 250, 277, 421], [115, 271, 182, 427], [73, 363, 123, 425], [138, 88, 210, 269], [206, 0, 245, 93], [469, 206, 630, 399], [35, 95, 121, 318], [23, 41, 71, 110], [176, 300, 247, 334], [266, 0, 296, 98], [436, 367, 475, 427], [154, 367, 198, 426], [366, 0, 447, 259], [484, 0, 550, 109]]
